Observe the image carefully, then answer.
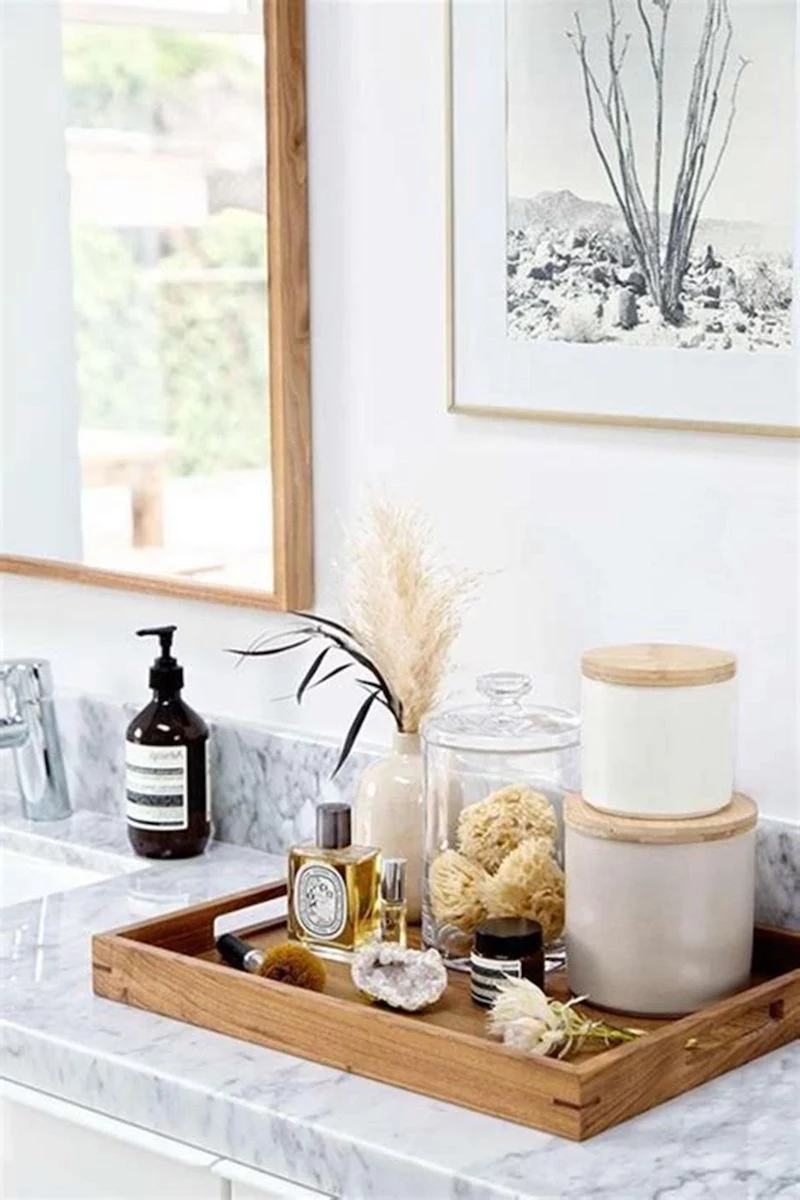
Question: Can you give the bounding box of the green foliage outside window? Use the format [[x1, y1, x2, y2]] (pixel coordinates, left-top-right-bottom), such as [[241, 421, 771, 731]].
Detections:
[[66, 26, 269, 477], [63, 27, 241, 132], [72, 214, 269, 477]]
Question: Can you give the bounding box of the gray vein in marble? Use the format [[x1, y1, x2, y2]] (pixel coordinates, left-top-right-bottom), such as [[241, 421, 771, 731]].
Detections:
[[208, 717, 370, 854], [0, 801, 141, 875], [756, 817, 800, 931], [49, 692, 374, 855], [2, 808, 799, 1200], [57, 693, 132, 816]]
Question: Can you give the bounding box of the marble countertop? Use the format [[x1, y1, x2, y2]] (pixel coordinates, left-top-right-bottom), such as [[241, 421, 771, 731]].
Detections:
[[1, 803, 798, 1200]]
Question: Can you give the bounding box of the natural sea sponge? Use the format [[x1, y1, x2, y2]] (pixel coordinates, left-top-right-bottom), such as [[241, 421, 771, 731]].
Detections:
[[457, 785, 557, 874], [260, 942, 327, 992], [429, 849, 490, 933], [484, 836, 565, 943]]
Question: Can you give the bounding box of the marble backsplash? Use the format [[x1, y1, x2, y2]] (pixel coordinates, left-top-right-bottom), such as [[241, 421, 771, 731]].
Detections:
[[1, 692, 798, 929], [50, 693, 373, 852]]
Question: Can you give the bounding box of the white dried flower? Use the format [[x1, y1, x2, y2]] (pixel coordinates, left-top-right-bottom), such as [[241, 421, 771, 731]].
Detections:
[[502, 1017, 566, 1058], [489, 976, 555, 1028], [487, 977, 643, 1061]]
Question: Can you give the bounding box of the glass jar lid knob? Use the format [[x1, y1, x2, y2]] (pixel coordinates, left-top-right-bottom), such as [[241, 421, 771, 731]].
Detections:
[[476, 672, 532, 708]]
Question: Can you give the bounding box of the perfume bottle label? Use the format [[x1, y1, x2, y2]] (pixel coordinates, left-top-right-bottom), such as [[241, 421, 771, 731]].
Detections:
[[293, 862, 348, 940], [125, 741, 188, 831]]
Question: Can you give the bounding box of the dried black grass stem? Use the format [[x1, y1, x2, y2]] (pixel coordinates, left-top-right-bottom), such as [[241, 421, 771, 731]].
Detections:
[[229, 613, 402, 776]]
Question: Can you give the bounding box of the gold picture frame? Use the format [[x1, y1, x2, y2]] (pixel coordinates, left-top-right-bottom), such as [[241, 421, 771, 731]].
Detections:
[[1, 0, 313, 610], [445, 0, 798, 439]]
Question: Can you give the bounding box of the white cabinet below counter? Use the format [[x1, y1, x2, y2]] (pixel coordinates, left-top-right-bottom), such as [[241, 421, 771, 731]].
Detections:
[[0, 1084, 221, 1199], [213, 1159, 332, 1200], [1, 1082, 331, 1200]]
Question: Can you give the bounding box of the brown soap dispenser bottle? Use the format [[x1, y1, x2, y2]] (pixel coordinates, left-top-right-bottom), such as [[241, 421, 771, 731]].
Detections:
[[125, 625, 211, 859]]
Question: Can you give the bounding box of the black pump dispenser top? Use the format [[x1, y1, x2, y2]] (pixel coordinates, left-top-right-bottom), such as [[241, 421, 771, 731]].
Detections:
[[136, 625, 184, 694]]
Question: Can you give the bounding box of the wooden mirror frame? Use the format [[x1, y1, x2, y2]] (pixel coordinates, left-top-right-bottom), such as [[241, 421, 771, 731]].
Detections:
[[1, 0, 312, 612]]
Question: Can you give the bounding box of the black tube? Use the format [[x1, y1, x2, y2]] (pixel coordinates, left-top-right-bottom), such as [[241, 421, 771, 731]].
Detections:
[[216, 933, 264, 973]]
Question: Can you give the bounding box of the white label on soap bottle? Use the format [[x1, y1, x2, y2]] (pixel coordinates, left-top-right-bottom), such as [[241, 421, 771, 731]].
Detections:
[[126, 741, 188, 831]]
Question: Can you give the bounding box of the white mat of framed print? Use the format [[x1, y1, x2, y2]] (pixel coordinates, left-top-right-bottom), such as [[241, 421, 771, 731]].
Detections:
[[448, 0, 799, 435]]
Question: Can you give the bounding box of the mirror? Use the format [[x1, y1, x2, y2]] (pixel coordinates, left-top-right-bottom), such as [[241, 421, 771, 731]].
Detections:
[[1, 0, 311, 610]]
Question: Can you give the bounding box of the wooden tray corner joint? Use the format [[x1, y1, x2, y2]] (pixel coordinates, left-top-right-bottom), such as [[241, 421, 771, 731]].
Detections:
[[91, 883, 800, 1142]]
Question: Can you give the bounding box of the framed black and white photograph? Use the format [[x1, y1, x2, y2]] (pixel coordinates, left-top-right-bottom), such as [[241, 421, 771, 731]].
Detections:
[[448, 0, 799, 434]]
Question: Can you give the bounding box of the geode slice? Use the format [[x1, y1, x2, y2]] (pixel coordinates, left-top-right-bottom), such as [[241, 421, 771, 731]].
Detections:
[[351, 944, 448, 1012]]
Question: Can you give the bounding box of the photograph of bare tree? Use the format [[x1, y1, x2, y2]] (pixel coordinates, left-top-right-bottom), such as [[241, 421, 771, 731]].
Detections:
[[506, 0, 794, 352]]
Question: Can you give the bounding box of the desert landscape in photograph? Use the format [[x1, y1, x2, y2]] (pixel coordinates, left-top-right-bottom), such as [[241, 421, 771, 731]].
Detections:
[[507, 188, 792, 351], [506, 0, 794, 354]]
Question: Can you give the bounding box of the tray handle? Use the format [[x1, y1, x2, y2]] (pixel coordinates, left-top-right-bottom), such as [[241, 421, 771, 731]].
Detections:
[[204, 880, 288, 924], [682, 991, 792, 1067], [117, 880, 288, 954]]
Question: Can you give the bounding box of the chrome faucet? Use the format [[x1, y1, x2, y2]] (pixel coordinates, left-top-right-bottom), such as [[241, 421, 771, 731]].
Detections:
[[0, 660, 71, 820]]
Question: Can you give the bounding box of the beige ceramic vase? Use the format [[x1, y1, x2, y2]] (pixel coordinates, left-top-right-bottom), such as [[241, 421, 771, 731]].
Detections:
[[352, 731, 423, 922]]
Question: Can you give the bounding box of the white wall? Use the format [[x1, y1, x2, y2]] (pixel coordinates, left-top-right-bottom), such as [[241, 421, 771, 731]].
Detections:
[[2, 0, 798, 822], [1, 1, 82, 559]]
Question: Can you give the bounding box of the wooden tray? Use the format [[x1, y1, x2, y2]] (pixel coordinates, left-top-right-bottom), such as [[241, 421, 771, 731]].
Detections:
[[92, 883, 800, 1141]]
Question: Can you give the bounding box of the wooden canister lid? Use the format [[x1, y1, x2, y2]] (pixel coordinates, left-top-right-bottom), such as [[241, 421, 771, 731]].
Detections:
[[581, 644, 737, 687], [564, 792, 757, 845]]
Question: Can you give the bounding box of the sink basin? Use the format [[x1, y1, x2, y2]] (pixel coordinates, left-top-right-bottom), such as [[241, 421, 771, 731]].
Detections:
[[0, 848, 111, 908]]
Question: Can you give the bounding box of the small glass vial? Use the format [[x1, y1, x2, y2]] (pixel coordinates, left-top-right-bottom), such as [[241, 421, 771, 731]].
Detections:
[[470, 918, 545, 1008], [288, 803, 380, 960], [380, 858, 408, 947]]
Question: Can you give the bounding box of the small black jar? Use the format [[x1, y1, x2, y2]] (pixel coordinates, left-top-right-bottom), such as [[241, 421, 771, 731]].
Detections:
[[470, 918, 545, 1008]]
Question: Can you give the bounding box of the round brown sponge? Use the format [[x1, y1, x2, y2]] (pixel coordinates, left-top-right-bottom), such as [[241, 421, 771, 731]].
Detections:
[[457, 784, 557, 874], [260, 942, 327, 991], [428, 849, 490, 933], [484, 836, 565, 943]]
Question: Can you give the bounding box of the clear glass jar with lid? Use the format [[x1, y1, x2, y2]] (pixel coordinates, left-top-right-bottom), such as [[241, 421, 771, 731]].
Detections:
[[421, 672, 580, 965]]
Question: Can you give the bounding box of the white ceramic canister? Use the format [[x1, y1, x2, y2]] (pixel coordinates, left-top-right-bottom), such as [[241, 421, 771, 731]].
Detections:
[[581, 643, 737, 818], [564, 792, 757, 1016]]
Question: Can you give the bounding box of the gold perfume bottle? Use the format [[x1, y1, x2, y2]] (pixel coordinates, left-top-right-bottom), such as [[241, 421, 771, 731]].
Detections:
[[288, 803, 380, 960], [380, 857, 408, 947]]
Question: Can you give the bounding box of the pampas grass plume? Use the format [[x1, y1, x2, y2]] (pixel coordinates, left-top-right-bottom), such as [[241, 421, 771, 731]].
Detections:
[[343, 498, 478, 733]]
